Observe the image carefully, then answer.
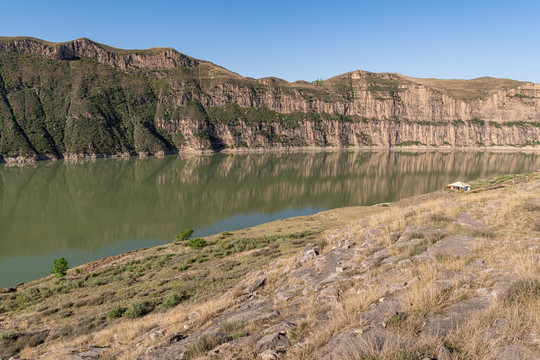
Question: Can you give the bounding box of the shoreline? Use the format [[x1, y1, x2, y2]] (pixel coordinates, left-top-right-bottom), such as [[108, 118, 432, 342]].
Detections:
[[1, 144, 540, 165], [2, 171, 538, 290], [1, 173, 539, 359]]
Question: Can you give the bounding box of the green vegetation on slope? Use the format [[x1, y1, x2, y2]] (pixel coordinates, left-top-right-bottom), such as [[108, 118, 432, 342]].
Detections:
[[0, 37, 539, 158]]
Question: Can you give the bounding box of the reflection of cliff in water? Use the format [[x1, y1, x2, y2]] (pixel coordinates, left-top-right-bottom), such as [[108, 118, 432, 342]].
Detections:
[[0, 151, 538, 257]]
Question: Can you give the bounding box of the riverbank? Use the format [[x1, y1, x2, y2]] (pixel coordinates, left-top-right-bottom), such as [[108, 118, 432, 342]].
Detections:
[[1, 173, 539, 359], [1, 145, 540, 165]]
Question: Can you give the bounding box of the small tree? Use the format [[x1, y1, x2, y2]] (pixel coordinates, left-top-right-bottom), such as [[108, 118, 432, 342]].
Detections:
[[51, 257, 69, 278]]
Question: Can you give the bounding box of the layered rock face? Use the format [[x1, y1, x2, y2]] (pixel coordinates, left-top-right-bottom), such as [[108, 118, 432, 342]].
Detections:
[[159, 117, 540, 150], [190, 73, 540, 123], [0, 37, 539, 161], [0, 37, 198, 70]]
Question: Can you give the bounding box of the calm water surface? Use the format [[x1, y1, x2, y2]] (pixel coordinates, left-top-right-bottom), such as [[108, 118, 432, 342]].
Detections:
[[0, 151, 539, 287]]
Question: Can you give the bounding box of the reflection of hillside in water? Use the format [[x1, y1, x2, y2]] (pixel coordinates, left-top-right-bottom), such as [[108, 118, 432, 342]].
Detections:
[[0, 151, 538, 257]]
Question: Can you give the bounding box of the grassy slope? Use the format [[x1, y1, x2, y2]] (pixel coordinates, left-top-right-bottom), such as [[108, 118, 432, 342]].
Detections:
[[0, 172, 538, 359]]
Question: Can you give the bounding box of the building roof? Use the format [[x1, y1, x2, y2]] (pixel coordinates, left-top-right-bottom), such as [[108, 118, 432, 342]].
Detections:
[[448, 181, 471, 188]]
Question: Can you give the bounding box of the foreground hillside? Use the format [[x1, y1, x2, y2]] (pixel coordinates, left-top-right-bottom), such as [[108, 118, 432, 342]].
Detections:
[[0, 173, 539, 359], [0, 37, 540, 161]]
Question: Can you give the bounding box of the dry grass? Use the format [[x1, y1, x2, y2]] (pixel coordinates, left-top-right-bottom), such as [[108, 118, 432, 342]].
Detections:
[[20, 294, 236, 359], [10, 175, 540, 360], [289, 285, 386, 359], [446, 276, 540, 359]]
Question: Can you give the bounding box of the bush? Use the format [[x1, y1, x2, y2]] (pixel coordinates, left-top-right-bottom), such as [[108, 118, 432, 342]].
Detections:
[[187, 237, 207, 250], [51, 257, 69, 278], [107, 306, 124, 319], [196, 131, 210, 140], [468, 118, 485, 125], [161, 291, 189, 308], [0, 331, 16, 340], [175, 229, 194, 243], [124, 301, 152, 319]]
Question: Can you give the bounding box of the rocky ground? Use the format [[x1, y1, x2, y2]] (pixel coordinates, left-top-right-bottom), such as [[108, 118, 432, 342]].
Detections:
[[0, 173, 539, 359]]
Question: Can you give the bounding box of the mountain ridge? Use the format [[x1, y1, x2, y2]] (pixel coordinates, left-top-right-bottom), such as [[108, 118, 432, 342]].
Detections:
[[0, 36, 532, 88], [0, 36, 539, 162]]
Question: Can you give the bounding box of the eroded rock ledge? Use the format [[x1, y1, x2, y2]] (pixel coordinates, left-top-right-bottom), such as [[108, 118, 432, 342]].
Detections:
[[0, 37, 198, 70]]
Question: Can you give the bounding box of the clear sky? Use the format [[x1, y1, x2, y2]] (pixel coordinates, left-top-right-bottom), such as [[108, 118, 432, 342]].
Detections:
[[1, 0, 539, 83]]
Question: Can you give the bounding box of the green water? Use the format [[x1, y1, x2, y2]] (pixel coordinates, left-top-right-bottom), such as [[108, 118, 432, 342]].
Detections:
[[0, 151, 538, 287]]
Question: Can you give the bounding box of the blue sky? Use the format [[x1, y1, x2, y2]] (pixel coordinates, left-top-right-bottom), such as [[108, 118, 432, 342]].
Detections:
[[1, 0, 538, 82]]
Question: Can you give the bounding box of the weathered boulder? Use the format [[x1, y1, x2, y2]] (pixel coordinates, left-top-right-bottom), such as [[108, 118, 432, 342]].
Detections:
[[259, 349, 279, 359], [360, 298, 405, 326], [296, 244, 320, 266], [414, 235, 476, 261], [494, 344, 538, 360], [255, 332, 289, 352], [246, 277, 267, 294], [421, 297, 490, 338], [317, 286, 339, 304]]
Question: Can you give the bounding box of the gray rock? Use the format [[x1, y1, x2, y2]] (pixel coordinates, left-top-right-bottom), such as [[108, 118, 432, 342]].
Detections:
[[395, 226, 426, 243], [437, 346, 452, 360], [360, 298, 405, 326], [340, 239, 356, 249], [226, 310, 278, 325], [523, 332, 540, 346], [370, 248, 390, 259], [395, 226, 444, 246], [37, 346, 111, 360], [317, 286, 339, 304], [481, 318, 509, 342], [134, 326, 165, 343], [494, 344, 538, 360], [398, 259, 412, 267], [246, 277, 266, 294], [255, 332, 289, 352], [296, 244, 320, 266], [414, 235, 476, 261], [273, 289, 296, 305], [385, 281, 408, 296], [168, 331, 185, 344], [259, 349, 278, 359], [492, 275, 517, 299], [262, 321, 298, 336], [456, 212, 486, 230], [421, 297, 489, 338]]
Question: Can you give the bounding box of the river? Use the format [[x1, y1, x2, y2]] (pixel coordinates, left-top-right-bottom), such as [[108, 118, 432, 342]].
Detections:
[[0, 150, 538, 287]]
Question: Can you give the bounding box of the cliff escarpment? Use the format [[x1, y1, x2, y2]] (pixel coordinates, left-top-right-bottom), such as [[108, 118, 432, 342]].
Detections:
[[0, 37, 539, 161]]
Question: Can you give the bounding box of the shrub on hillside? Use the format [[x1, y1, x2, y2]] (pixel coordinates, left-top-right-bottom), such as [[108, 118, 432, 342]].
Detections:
[[175, 229, 194, 243], [124, 301, 152, 319], [51, 257, 69, 278], [187, 237, 207, 250]]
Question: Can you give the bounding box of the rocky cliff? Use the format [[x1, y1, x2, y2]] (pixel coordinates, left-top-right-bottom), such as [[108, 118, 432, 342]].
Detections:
[[0, 37, 199, 70], [0, 37, 539, 161]]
